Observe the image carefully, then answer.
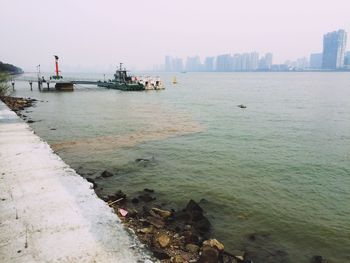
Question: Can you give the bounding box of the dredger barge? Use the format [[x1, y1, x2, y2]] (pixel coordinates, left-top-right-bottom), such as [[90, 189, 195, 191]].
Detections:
[[97, 63, 164, 91]]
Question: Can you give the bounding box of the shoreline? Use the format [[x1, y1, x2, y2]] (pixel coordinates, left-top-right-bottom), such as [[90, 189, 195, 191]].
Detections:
[[1, 95, 330, 263], [0, 99, 152, 262]]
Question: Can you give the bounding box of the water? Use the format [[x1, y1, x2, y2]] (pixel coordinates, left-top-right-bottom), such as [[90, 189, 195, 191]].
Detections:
[[12, 72, 350, 262]]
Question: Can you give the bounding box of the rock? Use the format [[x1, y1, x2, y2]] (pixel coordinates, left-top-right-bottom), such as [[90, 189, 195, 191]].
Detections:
[[173, 255, 185, 263], [139, 193, 156, 202], [186, 199, 203, 213], [231, 249, 245, 260], [131, 197, 139, 204], [144, 188, 154, 193], [194, 217, 211, 234], [203, 239, 224, 251], [101, 170, 114, 178], [198, 246, 219, 263], [186, 243, 200, 254], [152, 248, 170, 260], [86, 178, 97, 189], [136, 158, 150, 162], [182, 230, 199, 244], [311, 255, 325, 263], [157, 233, 171, 248], [27, 120, 35, 123], [139, 227, 153, 234], [151, 207, 172, 218], [184, 224, 192, 230], [147, 216, 165, 228]]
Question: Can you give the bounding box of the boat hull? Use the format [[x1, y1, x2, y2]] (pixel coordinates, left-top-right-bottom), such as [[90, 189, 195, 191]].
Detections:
[[97, 82, 145, 91]]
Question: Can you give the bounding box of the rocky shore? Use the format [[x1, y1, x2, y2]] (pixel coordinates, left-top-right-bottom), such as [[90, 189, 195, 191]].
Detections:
[[5, 98, 329, 263], [87, 169, 330, 263], [97, 185, 244, 263], [0, 96, 36, 116]]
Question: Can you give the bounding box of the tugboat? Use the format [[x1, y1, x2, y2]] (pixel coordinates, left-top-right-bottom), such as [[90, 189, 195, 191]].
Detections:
[[97, 63, 145, 91]]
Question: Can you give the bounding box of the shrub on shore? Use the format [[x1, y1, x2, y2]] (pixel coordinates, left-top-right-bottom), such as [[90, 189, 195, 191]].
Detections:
[[0, 72, 11, 98]]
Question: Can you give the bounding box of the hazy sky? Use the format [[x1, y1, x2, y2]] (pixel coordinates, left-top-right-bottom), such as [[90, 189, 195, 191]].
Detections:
[[1, 0, 349, 72]]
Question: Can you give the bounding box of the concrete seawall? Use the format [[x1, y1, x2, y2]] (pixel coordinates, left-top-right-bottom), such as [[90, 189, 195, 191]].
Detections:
[[0, 101, 152, 262]]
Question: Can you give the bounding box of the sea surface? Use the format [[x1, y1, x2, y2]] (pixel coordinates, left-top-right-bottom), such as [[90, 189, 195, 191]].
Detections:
[[12, 72, 350, 262]]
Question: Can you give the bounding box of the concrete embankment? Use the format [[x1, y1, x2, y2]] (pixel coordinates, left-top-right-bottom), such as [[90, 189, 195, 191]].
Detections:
[[0, 101, 152, 262]]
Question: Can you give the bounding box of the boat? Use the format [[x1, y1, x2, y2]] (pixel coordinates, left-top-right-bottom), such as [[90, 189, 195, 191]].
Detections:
[[98, 63, 164, 91], [97, 63, 145, 91], [138, 76, 165, 90]]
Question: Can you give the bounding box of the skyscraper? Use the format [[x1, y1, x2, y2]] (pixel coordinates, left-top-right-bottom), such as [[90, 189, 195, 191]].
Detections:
[[309, 53, 323, 69], [322, 29, 347, 69], [344, 51, 350, 68], [204, 57, 215, 71], [216, 54, 232, 72], [258, 53, 273, 70], [165, 56, 173, 72], [186, 56, 202, 71], [249, 52, 259, 71]]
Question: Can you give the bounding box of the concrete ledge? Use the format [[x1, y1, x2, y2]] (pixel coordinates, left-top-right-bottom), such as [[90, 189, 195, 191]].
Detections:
[[0, 101, 151, 262]]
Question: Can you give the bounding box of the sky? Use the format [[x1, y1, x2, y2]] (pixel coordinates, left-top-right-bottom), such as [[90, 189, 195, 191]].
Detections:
[[0, 0, 349, 72]]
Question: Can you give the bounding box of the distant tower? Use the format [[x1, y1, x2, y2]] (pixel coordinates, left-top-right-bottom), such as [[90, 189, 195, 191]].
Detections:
[[322, 29, 347, 69]]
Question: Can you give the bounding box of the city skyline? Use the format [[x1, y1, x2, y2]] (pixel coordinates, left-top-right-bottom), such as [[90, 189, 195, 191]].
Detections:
[[1, 0, 350, 72], [161, 29, 349, 72]]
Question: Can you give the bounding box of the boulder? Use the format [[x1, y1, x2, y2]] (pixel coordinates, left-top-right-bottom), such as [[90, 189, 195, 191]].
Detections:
[[139, 227, 153, 234], [157, 233, 171, 248], [185, 243, 200, 254], [139, 193, 156, 202], [151, 207, 172, 219], [198, 246, 219, 263], [152, 248, 170, 260], [173, 255, 185, 263], [101, 170, 114, 178], [203, 239, 224, 251]]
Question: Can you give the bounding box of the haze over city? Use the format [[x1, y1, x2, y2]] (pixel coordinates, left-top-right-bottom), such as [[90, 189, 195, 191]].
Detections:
[[1, 0, 349, 72]]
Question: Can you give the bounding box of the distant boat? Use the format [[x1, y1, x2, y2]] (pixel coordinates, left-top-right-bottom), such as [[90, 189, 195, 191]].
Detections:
[[172, 76, 178, 84], [97, 63, 164, 91]]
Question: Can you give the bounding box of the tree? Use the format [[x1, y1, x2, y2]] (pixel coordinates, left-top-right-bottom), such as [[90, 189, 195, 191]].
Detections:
[[0, 72, 11, 98]]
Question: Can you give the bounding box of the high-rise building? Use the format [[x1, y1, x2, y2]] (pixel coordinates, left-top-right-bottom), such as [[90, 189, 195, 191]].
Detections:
[[216, 54, 232, 72], [241, 53, 250, 71], [165, 56, 173, 72], [231, 54, 241, 71], [344, 51, 350, 68], [322, 29, 347, 69], [309, 53, 323, 69], [204, 57, 215, 71], [173, 57, 184, 72], [186, 56, 202, 71], [258, 53, 273, 70], [265, 53, 273, 69], [249, 52, 259, 71]]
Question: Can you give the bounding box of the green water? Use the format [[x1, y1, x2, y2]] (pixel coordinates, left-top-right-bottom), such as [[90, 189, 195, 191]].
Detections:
[[14, 72, 350, 262]]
